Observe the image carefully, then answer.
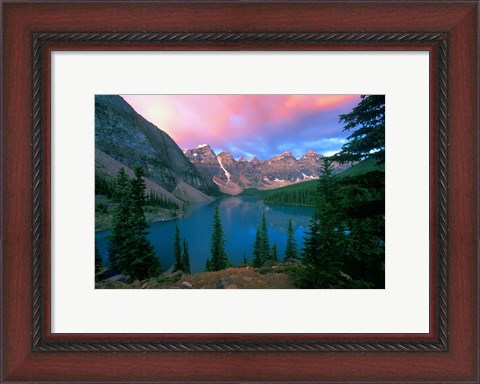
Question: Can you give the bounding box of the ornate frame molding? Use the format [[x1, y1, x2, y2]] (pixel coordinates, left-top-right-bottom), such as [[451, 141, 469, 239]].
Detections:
[[31, 31, 448, 353]]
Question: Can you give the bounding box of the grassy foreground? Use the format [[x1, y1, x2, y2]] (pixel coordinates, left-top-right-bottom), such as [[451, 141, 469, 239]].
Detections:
[[96, 265, 296, 289]]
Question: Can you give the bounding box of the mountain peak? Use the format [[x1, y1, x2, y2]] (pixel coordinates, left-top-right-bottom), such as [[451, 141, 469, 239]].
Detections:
[[184, 144, 218, 164], [194, 144, 216, 155], [251, 157, 262, 165], [301, 150, 324, 159], [271, 151, 296, 161], [218, 151, 234, 159]]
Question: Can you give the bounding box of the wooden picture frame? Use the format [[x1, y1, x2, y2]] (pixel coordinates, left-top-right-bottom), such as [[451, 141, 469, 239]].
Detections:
[[2, 1, 478, 382]]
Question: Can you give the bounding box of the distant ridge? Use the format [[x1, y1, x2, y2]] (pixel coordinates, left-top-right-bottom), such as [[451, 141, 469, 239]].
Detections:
[[184, 145, 351, 195]]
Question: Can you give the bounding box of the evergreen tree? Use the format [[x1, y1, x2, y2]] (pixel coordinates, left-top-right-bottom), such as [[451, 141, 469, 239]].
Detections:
[[128, 165, 161, 280], [182, 238, 191, 274], [108, 168, 132, 272], [95, 172, 115, 198], [147, 190, 179, 210], [252, 226, 263, 268], [95, 243, 103, 280], [284, 218, 298, 261], [302, 213, 322, 286], [243, 253, 248, 265], [333, 95, 385, 165], [338, 171, 385, 287], [260, 213, 270, 261], [302, 159, 345, 288], [208, 204, 228, 271], [333, 95, 386, 288], [108, 167, 160, 281], [205, 258, 212, 272], [173, 224, 183, 272], [270, 242, 278, 262], [252, 214, 270, 267]]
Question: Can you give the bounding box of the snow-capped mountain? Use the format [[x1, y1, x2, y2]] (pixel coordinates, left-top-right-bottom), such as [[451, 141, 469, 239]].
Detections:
[[184, 144, 350, 195]]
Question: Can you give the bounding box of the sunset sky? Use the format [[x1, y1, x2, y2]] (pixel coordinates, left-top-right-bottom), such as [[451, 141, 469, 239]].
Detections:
[[121, 94, 361, 160]]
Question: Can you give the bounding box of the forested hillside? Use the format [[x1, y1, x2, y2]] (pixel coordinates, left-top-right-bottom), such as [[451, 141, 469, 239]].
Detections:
[[263, 159, 383, 206]]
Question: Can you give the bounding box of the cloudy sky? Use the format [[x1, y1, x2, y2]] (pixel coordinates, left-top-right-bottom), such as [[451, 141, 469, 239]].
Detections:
[[121, 94, 361, 160]]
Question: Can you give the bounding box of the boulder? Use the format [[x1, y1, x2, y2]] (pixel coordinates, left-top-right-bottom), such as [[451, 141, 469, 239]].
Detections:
[[181, 281, 193, 289], [146, 277, 159, 288], [105, 274, 128, 282]]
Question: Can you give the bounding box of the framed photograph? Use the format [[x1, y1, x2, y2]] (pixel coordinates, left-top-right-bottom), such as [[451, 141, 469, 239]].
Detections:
[[2, 1, 478, 382], [93, 93, 385, 291]]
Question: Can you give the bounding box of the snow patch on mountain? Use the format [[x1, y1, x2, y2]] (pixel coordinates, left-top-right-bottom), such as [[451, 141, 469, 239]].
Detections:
[[302, 173, 316, 180], [218, 156, 231, 181]]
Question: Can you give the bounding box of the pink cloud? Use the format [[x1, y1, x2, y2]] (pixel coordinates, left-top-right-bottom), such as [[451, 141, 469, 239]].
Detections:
[[121, 94, 361, 158]]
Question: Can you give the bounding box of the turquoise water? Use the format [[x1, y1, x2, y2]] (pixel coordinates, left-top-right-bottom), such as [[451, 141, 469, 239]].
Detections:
[[95, 196, 315, 274]]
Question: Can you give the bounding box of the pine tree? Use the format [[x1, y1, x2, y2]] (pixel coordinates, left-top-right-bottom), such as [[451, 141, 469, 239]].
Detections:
[[128, 166, 161, 280], [332, 95, 386, 288], [182, 238, 191, 274], [333, 95, 385, 165], [270, 242, 278, 262], [173, 224, 183, 272], [252, 214, 270, 267], [95, 243, 103, 280], [108, 168, 132, 272], [95, 172, 115, 198], [302, 213, 322, 286], [209, 204, 228, 271], [243, 253, 248, 265], [302, 159, 345, 288], [205, 258, 212, 272], [252, 226, 263, 268], [108, 167, 160, 281], [338, 168, 385, 287], [284, 218, 298, 261], [260, 213, 270, 261]]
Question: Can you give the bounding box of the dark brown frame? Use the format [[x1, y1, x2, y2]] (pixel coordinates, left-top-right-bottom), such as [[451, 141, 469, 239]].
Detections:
[[2, 1, 478, 382]]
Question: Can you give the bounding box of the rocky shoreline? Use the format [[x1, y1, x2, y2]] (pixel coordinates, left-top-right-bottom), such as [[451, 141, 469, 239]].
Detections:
[[95, 209, 184, 232]]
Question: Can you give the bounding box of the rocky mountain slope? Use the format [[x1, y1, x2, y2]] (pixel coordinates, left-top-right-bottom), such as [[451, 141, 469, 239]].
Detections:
[[95, 95, 219, 202], [95, 148, 184, 205], [184, 144, 350, 195]]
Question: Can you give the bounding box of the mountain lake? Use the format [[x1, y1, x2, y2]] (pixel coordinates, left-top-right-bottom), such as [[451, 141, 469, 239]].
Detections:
[[95, 195, 315, 274]]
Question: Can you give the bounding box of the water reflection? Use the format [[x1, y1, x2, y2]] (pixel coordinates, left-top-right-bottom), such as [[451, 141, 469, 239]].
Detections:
[[96, 196, 315, 274]]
